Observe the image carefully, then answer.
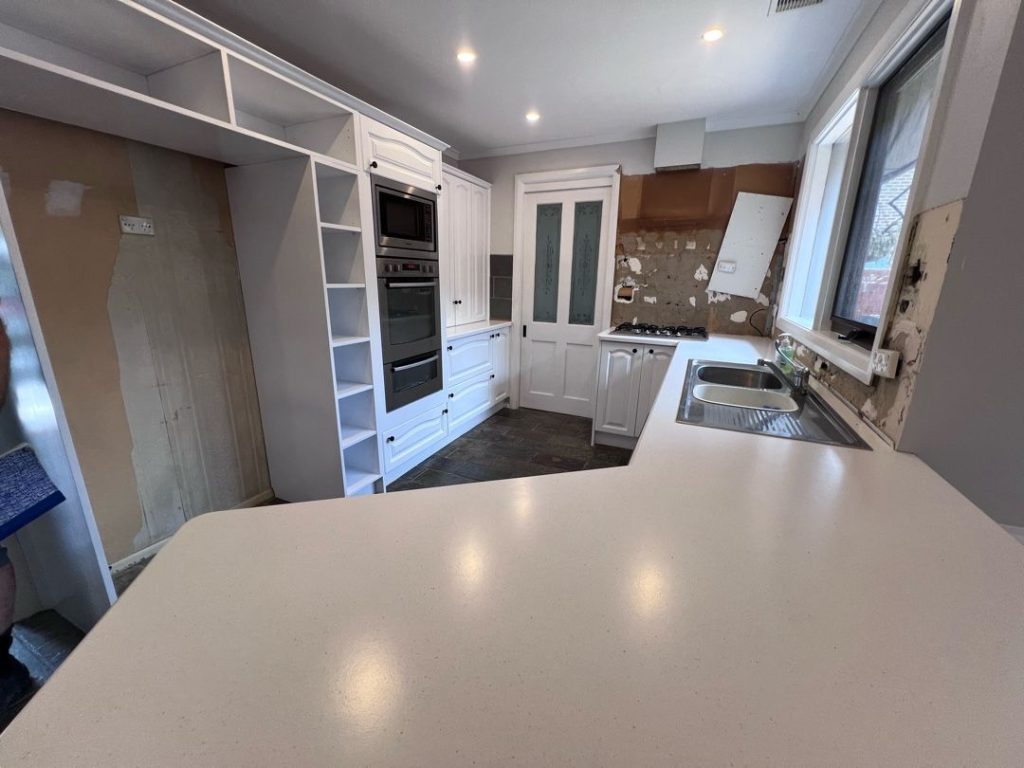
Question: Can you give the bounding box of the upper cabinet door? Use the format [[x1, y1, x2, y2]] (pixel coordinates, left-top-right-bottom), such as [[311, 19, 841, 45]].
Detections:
[[362, 117, 441, 189], [441, 166, 490, 328], [462, 182, 490, 325]]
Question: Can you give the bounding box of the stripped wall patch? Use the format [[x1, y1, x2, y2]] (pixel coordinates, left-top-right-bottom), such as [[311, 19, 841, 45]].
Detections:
[[694, 264, 709, 281], [45, 179, 88, 217]]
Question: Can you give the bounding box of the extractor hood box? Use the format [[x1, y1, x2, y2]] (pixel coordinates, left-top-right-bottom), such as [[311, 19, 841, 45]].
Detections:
[[653, 118, 706, 171]]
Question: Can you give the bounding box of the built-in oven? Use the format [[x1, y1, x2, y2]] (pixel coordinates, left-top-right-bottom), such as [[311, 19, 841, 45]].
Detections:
[[383, 350, 443, 412], [371, 175, 438, 260], [377, 257, 443, 411]]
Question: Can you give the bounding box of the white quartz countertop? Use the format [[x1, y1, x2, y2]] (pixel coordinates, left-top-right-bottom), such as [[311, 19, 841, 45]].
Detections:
[[4, 334, 1023, 766], [446, 318, 511, 341]]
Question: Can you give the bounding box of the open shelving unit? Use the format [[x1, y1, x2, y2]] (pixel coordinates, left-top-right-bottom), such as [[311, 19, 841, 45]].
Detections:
[[313, 160, 383, 496], [0, 0, 428, 503]]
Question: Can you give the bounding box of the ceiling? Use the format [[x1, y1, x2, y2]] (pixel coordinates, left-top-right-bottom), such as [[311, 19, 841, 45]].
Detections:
[[176, 0, 885, 158]]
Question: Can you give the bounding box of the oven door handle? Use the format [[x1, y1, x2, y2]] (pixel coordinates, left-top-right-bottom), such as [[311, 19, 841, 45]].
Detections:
[[386, 281, 436, 289], [392, 354, 439, 373]]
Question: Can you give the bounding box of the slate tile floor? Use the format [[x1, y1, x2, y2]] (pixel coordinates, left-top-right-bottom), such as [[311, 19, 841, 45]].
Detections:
[[387, 407, 632, 491]]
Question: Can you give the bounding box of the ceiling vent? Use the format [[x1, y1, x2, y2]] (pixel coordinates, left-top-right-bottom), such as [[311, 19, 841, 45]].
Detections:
[[772, 0, 824, 13]]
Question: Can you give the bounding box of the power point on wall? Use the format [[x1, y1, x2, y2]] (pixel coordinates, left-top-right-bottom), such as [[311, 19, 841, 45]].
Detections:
[[119, 215, 155, 236], [870, 348, 900, 379]]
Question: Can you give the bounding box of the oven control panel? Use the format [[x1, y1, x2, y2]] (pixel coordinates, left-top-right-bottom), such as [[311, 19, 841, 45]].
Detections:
[[378, 258, 438, 276]]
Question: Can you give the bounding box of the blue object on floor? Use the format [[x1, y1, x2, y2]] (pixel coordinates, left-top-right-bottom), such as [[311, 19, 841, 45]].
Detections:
[[0, 445, 64, 541]]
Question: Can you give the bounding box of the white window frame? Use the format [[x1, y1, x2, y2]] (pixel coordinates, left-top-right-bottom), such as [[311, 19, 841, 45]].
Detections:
[[776, 0, 958, 384]]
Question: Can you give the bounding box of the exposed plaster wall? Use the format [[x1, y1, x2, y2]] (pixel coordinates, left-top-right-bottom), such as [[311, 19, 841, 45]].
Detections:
[[613, 164, 798, 333], [0, 109, 270, 563], [779, 0, 1021, 447], [787, 201, 961, 445]]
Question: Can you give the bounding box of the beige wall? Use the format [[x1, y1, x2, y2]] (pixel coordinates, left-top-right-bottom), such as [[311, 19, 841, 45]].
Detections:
[[0, 110, 270, 563]]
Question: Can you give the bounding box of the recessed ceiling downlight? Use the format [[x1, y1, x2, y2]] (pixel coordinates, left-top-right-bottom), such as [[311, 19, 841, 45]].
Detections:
[[456, 49, 477, 64], [701, 27, 725, 43], [525, 111, 540, 123]]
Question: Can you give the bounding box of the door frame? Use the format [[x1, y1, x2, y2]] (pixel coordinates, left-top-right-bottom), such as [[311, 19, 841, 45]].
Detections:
[[510, 165, 620, 409]]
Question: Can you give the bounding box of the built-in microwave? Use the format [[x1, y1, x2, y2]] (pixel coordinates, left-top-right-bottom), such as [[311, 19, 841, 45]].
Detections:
[[371, 175, 437, 260]]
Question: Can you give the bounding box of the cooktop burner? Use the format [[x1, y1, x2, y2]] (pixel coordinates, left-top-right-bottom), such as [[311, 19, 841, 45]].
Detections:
[[612, 323, 708, 340]]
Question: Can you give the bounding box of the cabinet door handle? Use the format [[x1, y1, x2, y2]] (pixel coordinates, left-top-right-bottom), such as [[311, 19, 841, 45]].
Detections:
[[446, 345, 453, 351], [490, 374, 495, 379], [386, 436, 395, 443], [369, 160, 378, 169], [648, 349, 654, 354], [442, 409, 448, 415], [448, 393, 455, 399], [632, 348, 638, 354], [436, 184, 442, 192]]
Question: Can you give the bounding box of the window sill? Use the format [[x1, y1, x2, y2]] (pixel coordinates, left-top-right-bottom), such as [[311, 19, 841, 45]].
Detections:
[[776, 317, 875, 385]]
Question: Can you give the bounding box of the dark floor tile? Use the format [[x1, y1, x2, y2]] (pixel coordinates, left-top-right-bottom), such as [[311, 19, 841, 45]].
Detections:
[[415, 469, 473, 486], [530, 453, 587, 471], [428, 456, 509, 482]]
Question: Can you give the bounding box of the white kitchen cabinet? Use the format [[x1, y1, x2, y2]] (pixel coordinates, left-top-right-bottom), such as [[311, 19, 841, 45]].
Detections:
[[447, 330, 492, 384], [594, 342, 644, 436], [362, 116, 441, 190], [636, 345, 674, 433], [490, 328, 510, 405], [382, 406, 449, 473], [448, 371, 494, 436], [442, 166, 490, 327]]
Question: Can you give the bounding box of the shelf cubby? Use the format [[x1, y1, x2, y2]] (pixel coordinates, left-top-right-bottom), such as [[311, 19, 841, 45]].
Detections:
[[228, 55, 356, 164], [0, 0, 232, 121], [327, 288, 370, 340], [315, 163, 361, 229], [343, 439, 381, 494], [337, 389, 376, 447], [332, 344, 373, 387]]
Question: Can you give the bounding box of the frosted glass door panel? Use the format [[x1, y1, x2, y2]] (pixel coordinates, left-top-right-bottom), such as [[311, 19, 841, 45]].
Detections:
[[568, 200, 602, 325], [532, 203, 562, 323]]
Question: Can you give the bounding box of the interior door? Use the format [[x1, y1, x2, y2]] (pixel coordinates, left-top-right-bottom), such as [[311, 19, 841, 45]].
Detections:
[[520, 187, 612, 416]]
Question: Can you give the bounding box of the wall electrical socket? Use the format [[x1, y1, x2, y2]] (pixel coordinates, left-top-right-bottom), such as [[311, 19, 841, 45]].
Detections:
[[870, 348, 900, 378], [716, 260, 738, 274], [119, 215, 155, 236]]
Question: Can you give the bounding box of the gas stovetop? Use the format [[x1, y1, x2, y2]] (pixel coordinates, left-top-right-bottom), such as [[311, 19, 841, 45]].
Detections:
[[611, 323, 708, 340]]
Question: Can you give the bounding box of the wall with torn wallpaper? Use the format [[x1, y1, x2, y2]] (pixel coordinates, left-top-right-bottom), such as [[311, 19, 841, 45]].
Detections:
[[611, 164, 799, 334], [0, 109, 270, 565]]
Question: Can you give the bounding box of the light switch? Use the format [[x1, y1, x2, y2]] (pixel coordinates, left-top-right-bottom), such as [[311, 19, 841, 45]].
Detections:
[[870, 349, 900, 378]]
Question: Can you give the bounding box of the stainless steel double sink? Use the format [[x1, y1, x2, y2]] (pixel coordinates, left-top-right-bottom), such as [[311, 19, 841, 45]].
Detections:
[[677, 360, 870, 449]]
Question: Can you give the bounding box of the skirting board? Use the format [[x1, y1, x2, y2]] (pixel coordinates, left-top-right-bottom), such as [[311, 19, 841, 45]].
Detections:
[[109, 488, 275, 573]]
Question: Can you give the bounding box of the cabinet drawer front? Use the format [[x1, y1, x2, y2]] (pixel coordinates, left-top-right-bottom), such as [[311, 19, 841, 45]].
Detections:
[[449, 371, 494, 430], [447, 332, 492, 383], [383, 406, 448, 472]]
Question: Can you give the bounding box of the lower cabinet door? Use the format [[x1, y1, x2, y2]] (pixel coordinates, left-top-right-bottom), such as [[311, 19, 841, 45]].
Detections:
[[635, 345, 675, 433], [593, 342, 643, 436], [383, 406, 449, 473], [447, 331, 492, 384], [448, 371, 494, 434], [490, 328, 510, 404]]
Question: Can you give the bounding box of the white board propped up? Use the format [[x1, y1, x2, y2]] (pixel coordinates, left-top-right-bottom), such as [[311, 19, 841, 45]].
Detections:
[[708, 192, 792, 299]]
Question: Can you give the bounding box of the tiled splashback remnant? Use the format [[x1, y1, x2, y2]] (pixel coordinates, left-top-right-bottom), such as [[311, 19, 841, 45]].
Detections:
[[613, 164, 798, 333], [787, 200, 962, 446], [490, 253, 512, 320]]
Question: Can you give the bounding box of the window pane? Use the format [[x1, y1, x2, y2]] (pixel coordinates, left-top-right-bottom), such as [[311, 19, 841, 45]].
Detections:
[[833, 20, 947, 331], [568, 200, 603, 325], [532, 203, 562, 322]]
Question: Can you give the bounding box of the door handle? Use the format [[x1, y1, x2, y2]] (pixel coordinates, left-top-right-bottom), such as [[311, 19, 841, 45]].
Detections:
[[392, 354, 439, 372], [387, 281, 434, 289]]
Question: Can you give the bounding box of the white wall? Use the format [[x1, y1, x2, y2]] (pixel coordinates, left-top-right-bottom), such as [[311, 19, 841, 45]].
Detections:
[[461, 124, 803, 254], [803, 0, 1021, 212], [900, 4, 1024, 525]]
